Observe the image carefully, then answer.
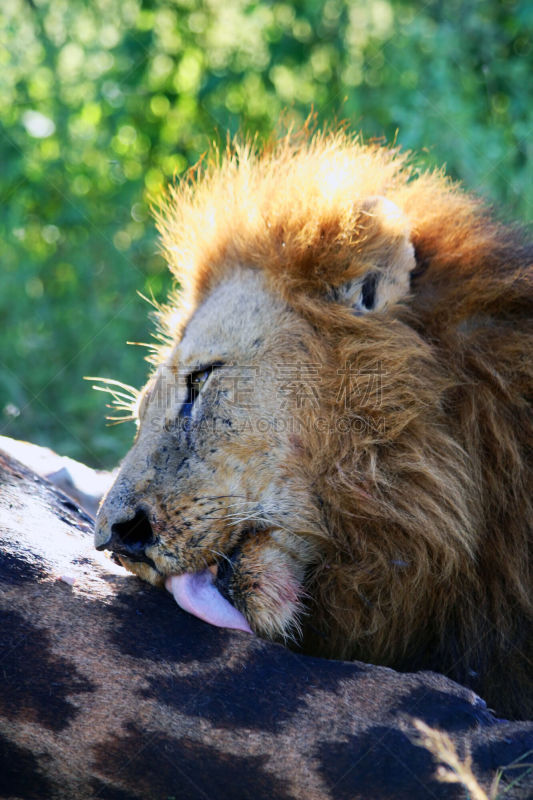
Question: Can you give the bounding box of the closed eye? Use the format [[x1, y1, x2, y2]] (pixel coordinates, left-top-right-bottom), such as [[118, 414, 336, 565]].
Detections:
[[180, 362, 223, 418]]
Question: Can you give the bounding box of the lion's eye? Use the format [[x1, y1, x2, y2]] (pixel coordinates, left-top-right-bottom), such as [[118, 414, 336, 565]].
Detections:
[[180, 363, 222, 418], [190, 368, 211, 393]]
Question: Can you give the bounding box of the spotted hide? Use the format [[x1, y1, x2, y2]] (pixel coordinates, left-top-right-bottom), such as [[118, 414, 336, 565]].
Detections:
[[0, 446, 531, 800]]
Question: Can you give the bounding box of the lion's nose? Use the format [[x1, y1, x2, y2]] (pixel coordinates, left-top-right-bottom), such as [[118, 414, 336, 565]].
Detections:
[[96, 508, 155, 558]]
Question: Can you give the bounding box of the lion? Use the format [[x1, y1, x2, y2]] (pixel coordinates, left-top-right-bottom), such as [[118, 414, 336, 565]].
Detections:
[[95, 129, 532, 720]]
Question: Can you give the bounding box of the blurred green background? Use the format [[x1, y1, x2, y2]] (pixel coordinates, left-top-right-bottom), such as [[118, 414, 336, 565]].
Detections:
[[1, 0, 531, 469]]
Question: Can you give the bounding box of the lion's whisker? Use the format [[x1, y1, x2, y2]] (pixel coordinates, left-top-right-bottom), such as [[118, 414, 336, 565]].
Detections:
[[206, 549, 234, 568], [192, 495, 248, 502]]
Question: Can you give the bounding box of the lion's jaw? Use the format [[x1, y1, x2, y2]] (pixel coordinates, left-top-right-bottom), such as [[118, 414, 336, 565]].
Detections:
[[95, 268, 322, 641]]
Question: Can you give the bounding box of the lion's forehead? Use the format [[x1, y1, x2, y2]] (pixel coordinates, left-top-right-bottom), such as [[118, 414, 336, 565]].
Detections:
[[176, 268, 288, 371]]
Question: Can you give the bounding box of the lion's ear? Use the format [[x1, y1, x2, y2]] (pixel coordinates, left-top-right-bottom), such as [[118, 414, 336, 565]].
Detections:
[[328, 197, 415, 313]]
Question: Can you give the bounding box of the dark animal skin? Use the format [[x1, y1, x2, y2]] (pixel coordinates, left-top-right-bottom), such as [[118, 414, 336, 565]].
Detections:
[[0, 446, 531, 800]]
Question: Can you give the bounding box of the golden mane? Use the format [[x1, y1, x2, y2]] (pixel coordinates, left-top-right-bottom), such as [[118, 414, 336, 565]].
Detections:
[[156, 128, 532, 329]]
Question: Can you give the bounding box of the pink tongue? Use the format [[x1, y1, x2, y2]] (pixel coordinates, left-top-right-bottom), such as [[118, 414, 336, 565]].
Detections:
[[165, 571, 253, 634]]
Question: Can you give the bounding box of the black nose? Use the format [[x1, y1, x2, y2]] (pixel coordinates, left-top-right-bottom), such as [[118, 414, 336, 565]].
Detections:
[[102, 508, 155, 563]]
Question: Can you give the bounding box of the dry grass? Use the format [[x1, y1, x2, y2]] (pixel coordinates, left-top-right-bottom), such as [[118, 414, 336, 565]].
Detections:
[[413, 719, 533, 799]]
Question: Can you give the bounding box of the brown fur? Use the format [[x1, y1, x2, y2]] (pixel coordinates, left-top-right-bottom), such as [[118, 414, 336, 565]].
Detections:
[[96, 129, 532, 720]]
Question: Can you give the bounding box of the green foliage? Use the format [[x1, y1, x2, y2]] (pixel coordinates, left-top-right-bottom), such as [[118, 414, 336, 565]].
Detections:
[[0, 0, 531, 468]]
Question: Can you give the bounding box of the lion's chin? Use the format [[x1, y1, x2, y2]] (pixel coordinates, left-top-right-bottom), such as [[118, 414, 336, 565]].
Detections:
[[165, 571, 254, 633], [113, 554, 166, 587]]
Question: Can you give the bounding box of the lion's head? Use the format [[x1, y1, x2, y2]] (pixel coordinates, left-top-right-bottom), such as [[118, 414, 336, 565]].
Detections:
[[95, 130, 532, 719]]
